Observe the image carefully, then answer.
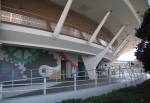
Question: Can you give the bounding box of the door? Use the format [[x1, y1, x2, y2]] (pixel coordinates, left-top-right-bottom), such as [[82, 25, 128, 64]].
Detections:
[[61, 60, 67, 80]]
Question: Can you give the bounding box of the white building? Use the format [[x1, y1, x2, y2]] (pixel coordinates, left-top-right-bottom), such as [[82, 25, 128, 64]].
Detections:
[[0, 0, 149, 102]]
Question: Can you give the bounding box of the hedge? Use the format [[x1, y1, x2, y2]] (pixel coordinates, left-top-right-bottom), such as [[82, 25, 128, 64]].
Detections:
[[61, 79, 150, 103]]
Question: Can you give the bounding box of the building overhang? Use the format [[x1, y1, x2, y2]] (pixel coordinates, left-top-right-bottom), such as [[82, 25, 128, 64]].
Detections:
[[0, 23, 114, 57]]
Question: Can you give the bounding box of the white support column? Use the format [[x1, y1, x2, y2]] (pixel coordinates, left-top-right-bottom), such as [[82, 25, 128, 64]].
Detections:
[[88, 11, 111, 43], [53, 0, 73, 37], [116, 40, 129, 56], [123, 0, 141, 25], [113, 35, 129, 56], [82, 25, 126, 80], [91, 25, 126, 64]]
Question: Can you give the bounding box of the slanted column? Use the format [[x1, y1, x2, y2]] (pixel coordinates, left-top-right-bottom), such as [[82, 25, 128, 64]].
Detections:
[[82, 25, 126, 80], [88, 11, 111, 43], [123, 0, 141, 25], [116, 40, 129, 56], [113, 35, 129, 56], [53, 0, 73, 37]]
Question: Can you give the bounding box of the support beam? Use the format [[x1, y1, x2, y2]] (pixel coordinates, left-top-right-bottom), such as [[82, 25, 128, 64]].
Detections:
[[113, 40, 128, 56], [53, 0, 73, 37], [116, 40, 129, 56], [113, 35, 130, 56], [88, 11, 111, 43], [95, 25, 126, 63], [82, 25, 126, 79], [123, 0, 141, 25]]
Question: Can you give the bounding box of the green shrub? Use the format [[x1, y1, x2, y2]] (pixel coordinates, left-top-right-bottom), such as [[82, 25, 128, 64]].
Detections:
[[61, 99, 82, 103], [61, 80, 150, 103]]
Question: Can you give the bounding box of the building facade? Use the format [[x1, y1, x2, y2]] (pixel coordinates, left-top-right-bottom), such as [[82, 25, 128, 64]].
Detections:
[[0, 0, 148, 81]]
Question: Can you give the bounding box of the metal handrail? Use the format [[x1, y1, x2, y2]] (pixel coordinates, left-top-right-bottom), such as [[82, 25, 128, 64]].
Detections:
[[0, 64, 146, 100]]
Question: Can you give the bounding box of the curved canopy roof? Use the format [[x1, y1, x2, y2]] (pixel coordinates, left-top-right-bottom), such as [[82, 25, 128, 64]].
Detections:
[[50, 0, 148, 55]]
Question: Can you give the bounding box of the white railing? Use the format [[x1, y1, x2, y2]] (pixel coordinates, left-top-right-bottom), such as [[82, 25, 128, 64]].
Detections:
[[0, 64, 146, 100]]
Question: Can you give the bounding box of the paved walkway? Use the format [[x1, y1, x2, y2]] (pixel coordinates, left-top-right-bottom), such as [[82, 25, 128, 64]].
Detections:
[[5, 77, 125, 99]]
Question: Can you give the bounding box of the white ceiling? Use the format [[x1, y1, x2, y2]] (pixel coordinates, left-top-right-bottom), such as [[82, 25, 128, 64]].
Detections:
[[49, 0, 148, 54]]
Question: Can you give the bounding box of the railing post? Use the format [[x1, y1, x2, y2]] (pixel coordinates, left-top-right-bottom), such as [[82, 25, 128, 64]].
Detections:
[[0, 83, 2, 100], [94, 70, 98, 88], [140, 68, 143, 80], [119, 65, 121, 78], [145, 72, 148, 80], [95, 77, 98, 87], [141, 69, 143, 80], [98, 71, 100, 79], [74, 73, 77, 91], [55, 70, 58, 82], [142, 69, 144, 79], [108, 68, 111, 84], [84, 71, 87, 80], [43, 77, 47, 95], [12, 70, 14, 88], [30, 70, 33, 86]]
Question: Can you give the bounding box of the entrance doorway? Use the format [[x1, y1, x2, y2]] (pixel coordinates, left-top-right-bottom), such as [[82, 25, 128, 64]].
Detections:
[[78, 62, 86, 77], [61, 60, 67, 80]]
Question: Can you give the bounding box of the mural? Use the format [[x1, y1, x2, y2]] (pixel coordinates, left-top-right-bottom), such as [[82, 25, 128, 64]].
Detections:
[[2, 46, 42, 65], [25, 52, 61, 77], [0, 46, 78, 82], [0, 58, 25, 81], [0, 46, 61, 82]]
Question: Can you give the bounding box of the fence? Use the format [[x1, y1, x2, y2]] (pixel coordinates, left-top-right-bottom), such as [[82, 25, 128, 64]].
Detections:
[[0, 64, 147, 100]]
